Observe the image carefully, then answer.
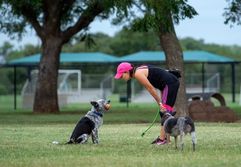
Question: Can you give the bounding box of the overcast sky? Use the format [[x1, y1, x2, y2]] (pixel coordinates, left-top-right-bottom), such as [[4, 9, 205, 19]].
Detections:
[[0, 0, 240, 48]]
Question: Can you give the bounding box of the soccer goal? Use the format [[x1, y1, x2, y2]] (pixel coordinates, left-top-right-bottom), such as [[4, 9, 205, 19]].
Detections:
[[206, 73, 220, 93], [21, 69, 81, 109]]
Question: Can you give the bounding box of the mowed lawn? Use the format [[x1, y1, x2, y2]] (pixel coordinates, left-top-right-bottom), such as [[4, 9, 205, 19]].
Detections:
[[1, 96, 241, 167], [1, 118, 241, 167]]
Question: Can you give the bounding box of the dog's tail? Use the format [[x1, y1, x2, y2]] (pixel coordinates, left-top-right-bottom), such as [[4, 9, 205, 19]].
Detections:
[[191, 131, 197, 151], [191, 131, 197, 143], [185, 117, 197, 151]]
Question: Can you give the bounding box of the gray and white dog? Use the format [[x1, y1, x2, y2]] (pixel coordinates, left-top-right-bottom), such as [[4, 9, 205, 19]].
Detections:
[[161, 112, 197, 151], [66, 99, 111, 144]]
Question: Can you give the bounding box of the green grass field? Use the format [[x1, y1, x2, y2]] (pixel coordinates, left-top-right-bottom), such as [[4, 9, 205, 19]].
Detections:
[[1, 121, 241, 167], [1, 95, 241, 167]]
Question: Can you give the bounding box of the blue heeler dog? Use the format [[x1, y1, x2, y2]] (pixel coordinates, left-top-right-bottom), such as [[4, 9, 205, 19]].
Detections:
[[66, 99, 111, 144], [161, 112, 197, 151]]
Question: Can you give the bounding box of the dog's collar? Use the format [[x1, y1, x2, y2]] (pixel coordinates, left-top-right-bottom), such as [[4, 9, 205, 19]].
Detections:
[[93, 111, 103, 117]]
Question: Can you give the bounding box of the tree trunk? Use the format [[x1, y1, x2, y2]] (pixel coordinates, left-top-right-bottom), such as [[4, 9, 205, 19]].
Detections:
[[33, 37, 62, 113], [158, 26, 188, 116]]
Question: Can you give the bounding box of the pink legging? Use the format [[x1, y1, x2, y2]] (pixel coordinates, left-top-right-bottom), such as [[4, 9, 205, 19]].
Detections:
[[161, 82, 179, 112]]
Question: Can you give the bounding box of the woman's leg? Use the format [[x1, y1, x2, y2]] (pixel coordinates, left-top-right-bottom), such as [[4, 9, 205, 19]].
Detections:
[[160, 126, 166, 140], [163, 82, 179, 111]]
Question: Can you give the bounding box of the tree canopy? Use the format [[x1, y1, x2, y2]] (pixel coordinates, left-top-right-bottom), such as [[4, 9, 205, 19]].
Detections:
[[224, 0, 241, 26], [0, 0, 135, 113], [0, 0, 132, 41]]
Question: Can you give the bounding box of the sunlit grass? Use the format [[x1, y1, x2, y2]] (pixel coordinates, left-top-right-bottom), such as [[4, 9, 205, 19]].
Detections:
[[0, 93, 241, 167], [0, 123, 241, 167]]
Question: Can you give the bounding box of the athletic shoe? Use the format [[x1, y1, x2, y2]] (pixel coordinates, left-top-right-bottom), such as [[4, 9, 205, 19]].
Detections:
[[151, 136, 167, 145], [156, 139, 167, 145]]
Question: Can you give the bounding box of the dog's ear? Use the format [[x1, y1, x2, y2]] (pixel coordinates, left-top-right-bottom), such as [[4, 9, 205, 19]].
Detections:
[[90, 101, 99, 108], [162, 112, 169, 120]]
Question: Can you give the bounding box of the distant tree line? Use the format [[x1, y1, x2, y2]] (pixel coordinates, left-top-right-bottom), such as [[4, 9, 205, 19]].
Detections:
[[0, 29, 241, 95], [2, 29, 241, 61]]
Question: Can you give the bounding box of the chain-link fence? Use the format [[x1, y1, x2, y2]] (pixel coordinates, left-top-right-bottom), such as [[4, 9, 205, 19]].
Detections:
[[0, 66, 114, 111], [1, 63, 240, 110]]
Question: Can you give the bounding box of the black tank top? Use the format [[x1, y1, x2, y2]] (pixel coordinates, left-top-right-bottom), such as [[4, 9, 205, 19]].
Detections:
[[137, 65, 178, 90]]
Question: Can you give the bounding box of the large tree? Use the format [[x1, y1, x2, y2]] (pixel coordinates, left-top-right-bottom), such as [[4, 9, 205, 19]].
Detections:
[[129, 0, 197, 116], [0, 0, 132, 113]]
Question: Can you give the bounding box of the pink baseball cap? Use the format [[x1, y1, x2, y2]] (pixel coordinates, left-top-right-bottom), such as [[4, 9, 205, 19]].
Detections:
[[114, 62, 133, 79]]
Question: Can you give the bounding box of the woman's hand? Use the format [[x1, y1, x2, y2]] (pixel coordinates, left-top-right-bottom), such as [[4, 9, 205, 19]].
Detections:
[[159, 102, 166, 112]]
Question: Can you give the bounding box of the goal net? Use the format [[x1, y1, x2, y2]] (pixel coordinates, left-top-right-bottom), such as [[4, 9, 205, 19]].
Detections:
[[21, 69, 81, 109]]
